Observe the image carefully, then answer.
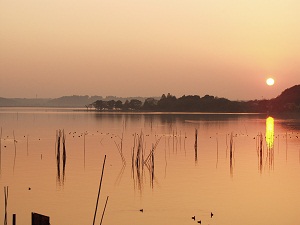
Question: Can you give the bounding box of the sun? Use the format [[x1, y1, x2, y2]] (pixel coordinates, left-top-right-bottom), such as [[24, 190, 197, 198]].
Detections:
[[266, 78, 275, 86]]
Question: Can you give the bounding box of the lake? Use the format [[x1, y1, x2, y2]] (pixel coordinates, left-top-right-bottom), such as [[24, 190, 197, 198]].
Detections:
[[0, 108, 299, 225]]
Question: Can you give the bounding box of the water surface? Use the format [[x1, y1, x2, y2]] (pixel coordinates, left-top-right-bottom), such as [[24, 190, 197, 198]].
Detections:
[[0, 108, 299, 225]]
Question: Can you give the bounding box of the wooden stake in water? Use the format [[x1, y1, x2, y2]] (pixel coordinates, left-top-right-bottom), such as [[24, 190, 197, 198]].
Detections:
[[0, 127, 2, 173], [93, 155, 107, 225], [216, 134, 219, 168], [259, 133, 263, 172], [27, 135, 29, 156], [56, 130, 61, 185], [13, 131, 17, 172], [57, 130, 61, 163], [84, 132, 86, 169], [194, 128, 198, 162], [99, 196, 109, 225], [286, 131, 288, 162], [4, 186, 8, 225], [229, 133, 233, 176], [62, 130, 67, 183]]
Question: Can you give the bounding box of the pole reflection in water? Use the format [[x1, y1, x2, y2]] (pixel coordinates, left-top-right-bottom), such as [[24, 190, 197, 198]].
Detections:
[[266, 116, 275, 170]]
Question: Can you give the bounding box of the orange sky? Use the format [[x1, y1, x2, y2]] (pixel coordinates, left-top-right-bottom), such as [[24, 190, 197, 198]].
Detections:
[[0, 0, 299, 100]]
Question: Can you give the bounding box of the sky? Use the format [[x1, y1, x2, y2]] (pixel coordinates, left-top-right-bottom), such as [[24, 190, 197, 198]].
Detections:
[[1, 0, 299, 100]]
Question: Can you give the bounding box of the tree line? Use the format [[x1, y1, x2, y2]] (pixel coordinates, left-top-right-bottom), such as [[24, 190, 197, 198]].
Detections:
[[92, 85, 300, 113], [92, 93, 263, 112]]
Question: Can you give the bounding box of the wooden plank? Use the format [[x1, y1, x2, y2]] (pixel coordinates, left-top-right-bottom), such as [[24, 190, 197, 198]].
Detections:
[[32, 213, 50, 225], [12, 214, 16, 225]]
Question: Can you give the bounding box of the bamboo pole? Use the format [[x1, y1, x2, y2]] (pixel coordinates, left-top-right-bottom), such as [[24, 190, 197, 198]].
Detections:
[[194, 129, 198, 162], [84, 132, 86, 169], [230, 133, 233, 176], [0, 127, 2, 173], [57, 130, 61, 185], [4, 186, 8, 225], [62, 130, 67, 183], [99, 196, 109, 225], [216, 134, 219, 168], [93, 155, 107, 225], [27, 135, 29, 156], [13, 131, 17, 172], [57, 130, 61, 162]]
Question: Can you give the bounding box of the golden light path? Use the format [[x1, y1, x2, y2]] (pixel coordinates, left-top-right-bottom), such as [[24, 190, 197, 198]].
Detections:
[[266, 116, 274, 149]]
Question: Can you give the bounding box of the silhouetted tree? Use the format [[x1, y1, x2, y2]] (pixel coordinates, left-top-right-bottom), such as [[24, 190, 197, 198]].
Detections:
[[143, 98, 159, 110], [128, 99, 142, 110], [161, 94, 166, 100], [106, 100, 116, 110], [115, 100, 123, 109], [123, 100, 130, 110], [177, 95, 201, 111], [93, 100, 105, 111], [158, 93, 177, 111]]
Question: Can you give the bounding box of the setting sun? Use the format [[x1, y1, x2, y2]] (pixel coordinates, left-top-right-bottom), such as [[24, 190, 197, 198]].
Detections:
[[266, 78, 275, 86]]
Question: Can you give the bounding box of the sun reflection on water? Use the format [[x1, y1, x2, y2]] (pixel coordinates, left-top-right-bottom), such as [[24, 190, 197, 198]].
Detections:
[[266, 116, 274, 149]]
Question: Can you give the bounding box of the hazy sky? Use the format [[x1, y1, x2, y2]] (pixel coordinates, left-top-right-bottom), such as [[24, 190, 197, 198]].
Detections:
[[1, 1, 299, 100]]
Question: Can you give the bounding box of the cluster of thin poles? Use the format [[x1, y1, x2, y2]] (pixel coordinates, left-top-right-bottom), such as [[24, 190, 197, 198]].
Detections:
[[131, 131, 161, 191], [114, 133, 126, 185], [256, 132, 274, 173]]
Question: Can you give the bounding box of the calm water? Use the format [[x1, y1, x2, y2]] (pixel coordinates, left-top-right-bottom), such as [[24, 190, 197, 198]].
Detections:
[[0, 108, 299, 225]]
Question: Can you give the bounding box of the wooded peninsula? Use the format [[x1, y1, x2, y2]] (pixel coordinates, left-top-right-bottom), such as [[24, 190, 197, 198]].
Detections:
[[91, 85, 300, 113]]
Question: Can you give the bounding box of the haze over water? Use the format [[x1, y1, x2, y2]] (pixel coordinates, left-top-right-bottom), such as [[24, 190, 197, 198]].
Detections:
[[0, 108, 299, 225]]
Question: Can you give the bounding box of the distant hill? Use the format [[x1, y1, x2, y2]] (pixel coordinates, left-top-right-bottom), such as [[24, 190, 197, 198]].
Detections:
[[0, 97, 16, 106], [0, 97, 51, 107], [47, 95, 97, 107], [46, 95, 157, 107], [274, 85, 300, 104], [0, 95, 157, 107], [269, 85, 300, 112]]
